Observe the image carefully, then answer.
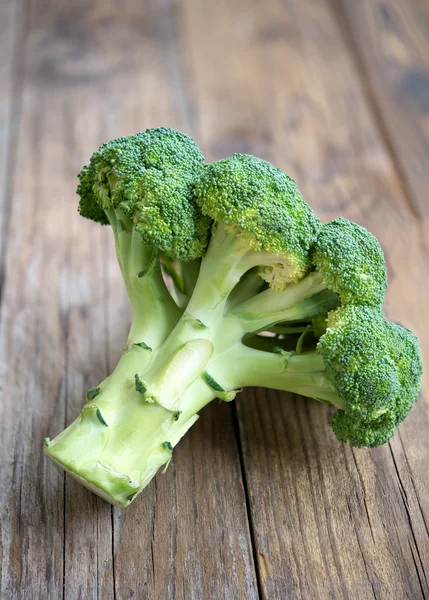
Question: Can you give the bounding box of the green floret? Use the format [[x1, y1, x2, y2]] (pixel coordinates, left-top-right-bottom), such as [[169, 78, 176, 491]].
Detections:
[[194, 154, 321, 289], [312, 218, 387, 306], [318, 306, 401, 414], [78, 127, 211, 260], [331, 316, 422, 446], [331, 410, 400, 448], [219, 304, 421, 448], [77, 162, 110, 224]]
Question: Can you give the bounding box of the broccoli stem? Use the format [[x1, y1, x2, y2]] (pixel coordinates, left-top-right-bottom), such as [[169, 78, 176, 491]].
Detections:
[[266, 325, 309, 334], [123, 264, 336, 413], [226, 268, 265, 311], [242, 333, 286, 353], [105, 209, 181, 349], [44, 361, 215, 507], [204, 344, 343, 406], [185, 223, 306, 327], [45, 264, 338, 506], [161, 255, 187, 296], [121, 224, 253, 404], [230, 271, 331, 332], [161, 256, 201, 308], [185, 222, 255, 326], [47, 223, 340, 506], [181, 258, 201, 297], [130, 232, 334, 410], [207, 289, 336, 356], [138, 338, 215, 410]]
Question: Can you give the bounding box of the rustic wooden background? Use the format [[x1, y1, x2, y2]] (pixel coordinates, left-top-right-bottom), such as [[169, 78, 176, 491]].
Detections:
[[1, 0, 428, 598]]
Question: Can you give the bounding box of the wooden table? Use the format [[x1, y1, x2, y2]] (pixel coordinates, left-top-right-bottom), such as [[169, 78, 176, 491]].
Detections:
[[1, 0, 428, 598]]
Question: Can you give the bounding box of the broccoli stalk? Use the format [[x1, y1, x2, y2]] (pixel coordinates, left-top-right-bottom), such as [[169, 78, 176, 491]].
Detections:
[[105, 209, 181, 349], [202, 345, 341, 406], [44, 130, 422, 508], [44, 128, 214, 505], [45, 377, 211, 506], [160, 256, 201, 308]]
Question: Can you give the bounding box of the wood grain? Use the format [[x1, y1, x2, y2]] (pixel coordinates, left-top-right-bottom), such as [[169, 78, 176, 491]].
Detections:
[[0, 0, 257, 598], [1, 0, 429, 598], [113, 402, 258, 600], [0, 0, 25, 288], [336, 0, 429, 218], [0, 67, 66, 600], [180, 0, 429, 596]]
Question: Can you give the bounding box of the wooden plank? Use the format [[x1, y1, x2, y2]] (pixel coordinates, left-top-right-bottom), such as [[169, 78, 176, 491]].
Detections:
[[114, 403, 258, 600], [0, 0, 24, 285], [0, 0, 259, 598], [0, 64, 66, 600], [180, 0, 429, 597], [335, 0, 429, 218], [105, 2, 258, 598], [61, 109, 115, 600], [0, 3, 44, 599]]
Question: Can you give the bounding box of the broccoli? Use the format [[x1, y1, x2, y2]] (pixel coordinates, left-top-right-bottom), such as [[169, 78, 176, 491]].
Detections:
[[212, 305, 421, 447], [44, 130, 422, 507]]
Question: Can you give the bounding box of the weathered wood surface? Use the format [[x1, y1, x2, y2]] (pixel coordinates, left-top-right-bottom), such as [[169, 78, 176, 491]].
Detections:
[[336, 0, 429, 218], [185, 0, 429, 597], [1, 0, 428, 598], [0, 0, 25, 286], [0, 1, 257, 599]]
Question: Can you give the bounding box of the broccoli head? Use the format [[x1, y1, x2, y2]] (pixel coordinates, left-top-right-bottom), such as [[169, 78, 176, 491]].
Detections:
[[312, 218, 387, 306], [232, 304, 422, 448], [324, 306, 422, 446], [194, 154, 321, 289], [78, 127, 211, 260]]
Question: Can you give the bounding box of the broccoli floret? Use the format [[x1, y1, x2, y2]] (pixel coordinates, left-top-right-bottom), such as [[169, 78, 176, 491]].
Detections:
[[78, 127, 211, 261], [224, 217, 387, 348], [231, 217, 388, 396], [194, 154, 321, 290], [76, 127, 214, 350], [45, 135, 422, 509], [312, 218, 387, 306], [216, 305, 421, 448], [326, 308, 422, 446]]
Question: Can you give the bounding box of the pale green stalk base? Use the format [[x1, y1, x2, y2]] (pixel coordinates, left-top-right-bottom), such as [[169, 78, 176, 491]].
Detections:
[[44, 212, 187, 507], [44, 350, 215, 506]]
